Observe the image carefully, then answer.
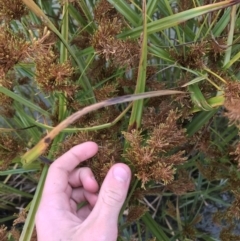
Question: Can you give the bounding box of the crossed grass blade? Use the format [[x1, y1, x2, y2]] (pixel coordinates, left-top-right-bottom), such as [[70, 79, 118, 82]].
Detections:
[[128, 0, 148, 130], [21, 90, 185, 167], [118, 0, 240, 39]]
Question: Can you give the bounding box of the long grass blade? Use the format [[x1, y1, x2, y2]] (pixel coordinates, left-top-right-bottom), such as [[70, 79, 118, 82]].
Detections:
[[118, 1, 240, 39], [21, 0, 96, 103], [128, 0, 148, 129], [21, 90, 185, 166], [0, 86, 50, 116]]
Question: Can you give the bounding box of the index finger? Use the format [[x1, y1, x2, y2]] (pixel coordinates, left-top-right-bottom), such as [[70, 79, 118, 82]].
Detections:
[[43, 142, 98, 194]]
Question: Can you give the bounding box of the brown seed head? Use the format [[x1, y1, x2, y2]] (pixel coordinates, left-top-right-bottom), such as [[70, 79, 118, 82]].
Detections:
[[224, 81, 240, 125], [0, 26, 29, 73], [0, 0, 28, 21]]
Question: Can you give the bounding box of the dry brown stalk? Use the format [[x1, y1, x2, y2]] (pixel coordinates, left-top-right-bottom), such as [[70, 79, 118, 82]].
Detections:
[[21, 90, 185, 166]]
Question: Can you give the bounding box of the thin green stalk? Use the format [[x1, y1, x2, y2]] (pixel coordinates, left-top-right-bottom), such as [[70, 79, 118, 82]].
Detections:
[[205, 9, 223, 38], [137, 221, 142, 241], [163, 0, 183, 44], [204, 67, 227, 84], [128, 0, 148, 129], [146, 0, 158, 18], [19, 164, 48, 241], [176, 197, 182, 234], [76, 0, 96, 29], [68, 4, 88, 30], [223, 4, 237, 67], [212, 7, 231, 36], [59, 1, 69, 121]]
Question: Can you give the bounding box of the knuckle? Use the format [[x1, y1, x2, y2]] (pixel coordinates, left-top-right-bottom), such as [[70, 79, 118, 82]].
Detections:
[[102, 188, 124, 206]]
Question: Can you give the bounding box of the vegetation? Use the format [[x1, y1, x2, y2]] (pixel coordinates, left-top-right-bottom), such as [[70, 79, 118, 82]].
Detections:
[[1, 0, 240, 240]]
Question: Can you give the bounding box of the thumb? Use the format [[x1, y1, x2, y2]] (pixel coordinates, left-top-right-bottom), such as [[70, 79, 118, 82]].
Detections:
[[88, 164, 131, 235]]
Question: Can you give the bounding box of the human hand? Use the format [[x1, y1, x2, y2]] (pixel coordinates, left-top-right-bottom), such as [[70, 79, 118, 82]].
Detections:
[[35, 141, 131, 241]]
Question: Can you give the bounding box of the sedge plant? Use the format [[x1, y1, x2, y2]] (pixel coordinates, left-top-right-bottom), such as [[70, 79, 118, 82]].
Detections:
[[1, 0, 240, 240]]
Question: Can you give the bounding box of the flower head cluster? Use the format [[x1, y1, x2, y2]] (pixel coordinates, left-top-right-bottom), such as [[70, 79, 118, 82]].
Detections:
[[230, 139, 240, 169], [224, 81, 240, 126], [0, 26, 29, 73], [35, 53, 75, 95], [169, 41, 207, 69], [123, 110, 187, 188], [0, 73, 15, 117], [0, 0, 28, 21], [26, 27, 76, 95], [0, 134, 24, 170], [91, 0, 140, 68]]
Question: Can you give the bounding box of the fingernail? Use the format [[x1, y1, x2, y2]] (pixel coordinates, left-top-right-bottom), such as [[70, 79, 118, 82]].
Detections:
[[113, 166, 129, 182]]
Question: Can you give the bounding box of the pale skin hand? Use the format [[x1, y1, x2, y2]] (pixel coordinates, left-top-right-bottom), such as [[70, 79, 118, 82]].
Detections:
[[36, 142, 131, 241]]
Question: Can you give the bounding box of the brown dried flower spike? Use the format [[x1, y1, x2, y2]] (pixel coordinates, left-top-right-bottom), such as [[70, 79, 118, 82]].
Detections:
[[224, 81, 240, 126], [123, 110, 187, 188], [0, 27, 29, 73], [91, 0, 140, 68], [34, 50, 75, 94], [0, 0, 28, 21]]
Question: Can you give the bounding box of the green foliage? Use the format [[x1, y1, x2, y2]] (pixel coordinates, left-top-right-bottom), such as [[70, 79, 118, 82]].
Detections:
[[1, 0, 240, 240]]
